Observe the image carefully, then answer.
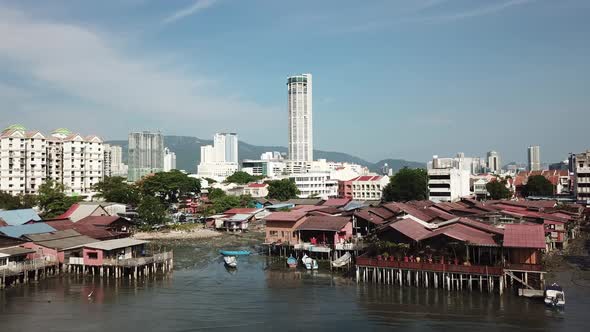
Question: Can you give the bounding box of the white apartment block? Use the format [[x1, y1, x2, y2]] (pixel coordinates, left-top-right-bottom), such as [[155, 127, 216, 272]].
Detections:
[[486, 150, 501, 173], [287, 74, 313, 162], [103, 144, 127, 177], [163, 147, 177, 172], [0, 125, 104, 196], [242, 159, 286, 178], [428, 156, 471, 202], [349, 175, 389, 200], [197, 133, 239, 181], [528, 145, 541, 171], [288, 172, 338, 199], [573, 150, 590, 202], [427, 153, 485, 175]]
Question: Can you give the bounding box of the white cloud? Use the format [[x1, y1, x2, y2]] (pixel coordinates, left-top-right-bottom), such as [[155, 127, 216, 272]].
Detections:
[[162, 0, 219, 24], [418, 0, 536, 23], [0, 6, 278, 140]]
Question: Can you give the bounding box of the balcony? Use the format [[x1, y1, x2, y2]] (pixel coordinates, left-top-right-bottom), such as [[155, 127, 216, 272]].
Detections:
[[356, 256, 505, 276]]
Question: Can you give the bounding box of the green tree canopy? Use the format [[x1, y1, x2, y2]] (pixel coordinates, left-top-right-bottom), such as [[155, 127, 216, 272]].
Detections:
[[37, 180, 82, 218], [523, 175, 554, 197], [93, 176, 139, 205], [382, 168, 428, 202], [224, 171, 263, 184], [0, 192, 37, 210], [266, 179, 300, 201], [486, 180, 512, 200], [138, 170, 200, 206], [207, 188, 226, 200], [137, 195, 169, 226]]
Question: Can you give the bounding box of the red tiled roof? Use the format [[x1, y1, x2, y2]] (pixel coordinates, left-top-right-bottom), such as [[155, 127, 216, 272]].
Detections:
[[353, 209, 386, 225], [264, 211, 307, 222], [77, 216, 123, 226], [42, 219, 75, 230], [247, 183, 267, 188], [351, 175, 383, 182], [388, 218, 431, 241], [382, 202, 434, 223], [43, 218, 123, 240], [503, 224, 546, 249], [321, 198, 352, 207], [419, 223, 499, 247], [223, 208, 260, 215], [295, 216, 350, 231]]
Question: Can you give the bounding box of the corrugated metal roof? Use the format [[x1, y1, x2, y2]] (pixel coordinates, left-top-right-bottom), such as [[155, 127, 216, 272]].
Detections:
[[296, 216, 350, 231], [84, 238, 148, 251], [0, 246, 36, 256], [0, 209, 42, 226], [419, 223, 500, 247], [388, 218, 431, 241], [265, 211, 307, 222], [0, 223, 56, 238], [503, 224, 546, 249]]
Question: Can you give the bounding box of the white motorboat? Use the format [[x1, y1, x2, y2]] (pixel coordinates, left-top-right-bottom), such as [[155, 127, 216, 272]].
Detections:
[[301, 254, 318, 270], [544, 283, 565, 308], [223, 255, 237, 268]]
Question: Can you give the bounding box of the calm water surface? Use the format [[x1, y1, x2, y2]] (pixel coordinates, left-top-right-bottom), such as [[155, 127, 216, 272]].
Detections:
[[1, 238, 588, 331]]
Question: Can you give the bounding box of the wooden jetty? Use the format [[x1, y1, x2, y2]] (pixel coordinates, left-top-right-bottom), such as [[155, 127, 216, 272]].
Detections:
[[1, 258, 60, 289]]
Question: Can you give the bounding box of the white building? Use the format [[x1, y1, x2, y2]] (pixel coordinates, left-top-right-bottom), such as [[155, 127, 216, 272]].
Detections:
[[528, 145, 541, 171], [486, 150, 501, 173], [163, 147, 177, 172], [289, 172, 338, 199], [428, 156, 471, 202], [128, 131, 164, 182], [348, 175, 390, 201], [242, 159, 286, 178], [103, 144, 127, 177], [287, 73, 313, 162], [197, 133, 239, 181], [573, 150, 590, 202], [0, 125, 105, 196], [427, 153, 484, 175], [242, 183, 269, 198]]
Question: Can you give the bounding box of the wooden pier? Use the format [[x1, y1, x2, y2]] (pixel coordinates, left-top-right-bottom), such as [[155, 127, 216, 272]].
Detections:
[[67, 251, 174, 280], [1, 258, 60, 289]]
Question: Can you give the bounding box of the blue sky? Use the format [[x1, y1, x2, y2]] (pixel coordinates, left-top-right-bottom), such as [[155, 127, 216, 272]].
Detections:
[[0, 0, 589, 164]]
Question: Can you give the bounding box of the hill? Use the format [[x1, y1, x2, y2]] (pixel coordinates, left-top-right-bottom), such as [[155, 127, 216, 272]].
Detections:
[[106, 135, 425, 173]]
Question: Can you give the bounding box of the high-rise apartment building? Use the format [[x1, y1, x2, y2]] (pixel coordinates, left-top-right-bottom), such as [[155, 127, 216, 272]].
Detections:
[[428, 155, 471, 202], [127, 131, 164, 182], [287, 73, 313, 162], [0, 125, 104, 196], [528, 145, 541, 171], [573, 150, 590, 202], [486, 150, 501, 173], [197, 133, 239, 180], [163, 147, 177, 172], [103, 144, 127, 177]]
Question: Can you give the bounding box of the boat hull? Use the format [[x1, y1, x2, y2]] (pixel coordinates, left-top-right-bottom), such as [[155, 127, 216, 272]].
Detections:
[[223, 256, 237, 268], [220, 250, 251, 256]]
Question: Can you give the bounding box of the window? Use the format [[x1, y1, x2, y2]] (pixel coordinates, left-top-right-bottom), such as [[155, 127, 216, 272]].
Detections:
[[87, 252, 98, 259], [269, 230, 278, 236]]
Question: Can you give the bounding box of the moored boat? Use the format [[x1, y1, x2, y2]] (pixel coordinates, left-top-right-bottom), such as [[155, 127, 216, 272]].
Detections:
[[287, 255, 297, 268], [219, 250, 251, 256], [301, 254, 318, 270], [544, 283, 565, 308], [331, 252, 351, 268], [223, 255, 238, 268]]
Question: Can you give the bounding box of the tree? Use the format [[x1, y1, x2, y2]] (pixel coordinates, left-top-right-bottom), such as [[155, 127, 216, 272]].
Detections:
[[224, 171, 263, 185], [0, 192, 38, 210], [523, 175, 554, 197], [138, 170, 200, 206], [211, 195, 242, 214], [93, 176, 139, 205], [207, 188, 226, 200], [137, 195, 169, 226], [266, 179, 300, 201], [37, 180, 82, 218], [486, 180, 512, 200], [382, 168, 428, 202]]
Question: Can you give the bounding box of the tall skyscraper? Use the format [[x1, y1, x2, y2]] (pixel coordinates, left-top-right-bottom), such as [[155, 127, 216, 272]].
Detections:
[[128, 131, 164, 182], [528, 145, 541, 171], [287, 73, 313, 162], [486, 150, 501, 173], [197, 133, 239, 179], [163, 147, 177, 172]]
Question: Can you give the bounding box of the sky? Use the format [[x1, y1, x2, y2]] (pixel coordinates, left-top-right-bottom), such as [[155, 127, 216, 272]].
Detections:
[[0, 0, 589, 164]]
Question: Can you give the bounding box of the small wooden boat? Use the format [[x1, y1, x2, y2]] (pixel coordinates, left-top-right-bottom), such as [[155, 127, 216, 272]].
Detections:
[[219, 250, 251, 256], [287, 255, 297, 268], [301, 254, 318, 270], [223, 255, 238, 268], [544, 283, 565, 308], [331, 252, 351, 268]]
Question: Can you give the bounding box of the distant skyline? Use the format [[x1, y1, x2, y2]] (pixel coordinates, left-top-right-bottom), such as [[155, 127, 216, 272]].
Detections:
[[1, 0, 589, 163]]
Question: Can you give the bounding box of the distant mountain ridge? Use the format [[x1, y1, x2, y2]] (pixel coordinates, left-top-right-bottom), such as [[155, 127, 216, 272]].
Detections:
[[106, 135, 425, 173]]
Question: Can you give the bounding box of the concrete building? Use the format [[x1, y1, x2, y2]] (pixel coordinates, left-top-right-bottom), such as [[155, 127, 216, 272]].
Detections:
[[428, 155, 471, 202], [339, 175, 389, 200], [427, 153, 484, 175], [127, 131, 164, 182], [197, 133, 239, 180], [163, 147, 177, 172], [528, 145, 541, 171], [573, 150, 590, 202], [486, 151, 501, 173], [287, 73, 313, 162], [103, 144, 127, 177], [0, 125, 105, 196], [289, 172, 338, 199], [242, 159, 286, 178]]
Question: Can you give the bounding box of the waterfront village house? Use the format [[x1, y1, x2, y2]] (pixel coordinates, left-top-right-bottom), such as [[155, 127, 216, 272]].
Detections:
[[377, 218, 434, 248], [0, 209, 42, 226], [242, 183, 269, 198], [223, 214, 252, 232], [57, 203, 110, 222], [76, 216, 133, 234], [21, 229, 97, 264], [223, 208, 269, 221], [502, 224, 545, 265], [41, 218, 126, 241], [78, 238, 148, 266], [0, 234, 34, 269], [264, 211, 307, 244], [0, 223, 57, 239], [352, 206, 396, 237], [295, 216, 353, 247]]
